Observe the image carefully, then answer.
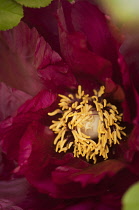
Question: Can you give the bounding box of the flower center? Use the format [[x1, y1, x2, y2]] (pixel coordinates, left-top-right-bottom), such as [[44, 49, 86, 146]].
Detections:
[[48, 86, 126, 163], [80, 110, 99, 139]]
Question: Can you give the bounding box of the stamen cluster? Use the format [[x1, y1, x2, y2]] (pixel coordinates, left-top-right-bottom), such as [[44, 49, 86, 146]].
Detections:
[[48, 86, 126, 163]]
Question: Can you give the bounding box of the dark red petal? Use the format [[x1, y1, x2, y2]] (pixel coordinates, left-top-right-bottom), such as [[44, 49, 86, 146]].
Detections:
[[57, 10, 112, 82], [17, 121, 130, 199], [67, 0, 118, 65], [0, 113, 40, 161], [105, 78, 125, 101], [120, 34, 139, 93], [0, 82, 32, 121], [17, 122, 58, 195], [59, 0, 123, 84], [65, 198, 96, 210], [0, 22, 44, 95], [0, 151, 16, 180], [119, 55, 138, 122], [0, 89, 56, 160], [125, 124, 139, 162], [17, 122, 54, 167], [18, 89, 56, 113], [0, 178, 29, 207], [0, 21, 72, 95], [57, 1, 112, 81], [39, 62, 77, 92], [23, 0, 60, 53]]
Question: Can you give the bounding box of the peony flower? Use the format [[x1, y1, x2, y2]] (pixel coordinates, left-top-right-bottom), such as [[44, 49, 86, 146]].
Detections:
[[0, 0, 139, 209]]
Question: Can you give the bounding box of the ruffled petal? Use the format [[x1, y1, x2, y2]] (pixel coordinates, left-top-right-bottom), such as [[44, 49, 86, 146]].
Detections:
[[0, 178, 29, 208], [62, 0, 118, 65], [17, 89, 56, 113], [0, 22, 44, 95], [57, 3, 112, 82], [14, 121, 136, 201], [0, 90, 56, 160], [0, 21, 74, 95], [125, 124, 139, 162], [118, 54, 138, 122], [0, 82, 32, 121], [24, 0, 124, 84], [120, 34, 139, 93], [39, 62, 77, 92], [23, 0, 60, 53]]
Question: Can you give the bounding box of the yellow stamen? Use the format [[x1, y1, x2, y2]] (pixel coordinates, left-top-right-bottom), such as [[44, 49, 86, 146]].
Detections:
[[48, 86, 126, 163]]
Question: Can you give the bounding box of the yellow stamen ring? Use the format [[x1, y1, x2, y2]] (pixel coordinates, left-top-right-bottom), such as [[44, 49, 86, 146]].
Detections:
[[48, 86, 126, 164]]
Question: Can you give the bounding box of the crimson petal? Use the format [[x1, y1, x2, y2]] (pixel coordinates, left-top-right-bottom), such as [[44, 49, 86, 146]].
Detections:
[[57, 3, 112, 82], [23, 0, 60, 53], [15, 121, 136, 201], [0, 22, 44, 95], [0, 90, 56, 160], [0, 82, 32, 121]]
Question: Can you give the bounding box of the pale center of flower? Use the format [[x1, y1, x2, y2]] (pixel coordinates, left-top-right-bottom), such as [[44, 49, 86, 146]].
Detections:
[[81, 111, 99, 139], [48, 86, 126, 164]]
